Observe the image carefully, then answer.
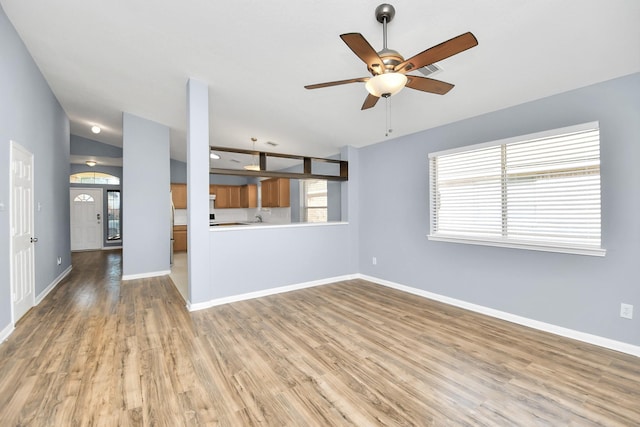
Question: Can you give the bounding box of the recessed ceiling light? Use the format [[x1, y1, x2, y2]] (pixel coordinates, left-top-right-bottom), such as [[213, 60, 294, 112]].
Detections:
[[210, 152, 221, 160], [91, 125, 101, 134]]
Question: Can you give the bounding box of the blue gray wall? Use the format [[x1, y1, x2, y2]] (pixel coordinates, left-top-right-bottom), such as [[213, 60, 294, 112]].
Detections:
[[207, 224, 352, 302], [122, 113, 170, 277], [71, 134, 123, 158], [0, 5, 70, 330], [358, 73, 640, 346]]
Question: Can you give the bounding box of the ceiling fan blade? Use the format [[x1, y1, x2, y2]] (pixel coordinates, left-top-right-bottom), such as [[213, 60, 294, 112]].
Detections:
[[304, 77, 368, 90], [405, 76, 454, 95], [340, 33, 385, 75], [361, 93, 380, 110], [395, 32, 478, 73]]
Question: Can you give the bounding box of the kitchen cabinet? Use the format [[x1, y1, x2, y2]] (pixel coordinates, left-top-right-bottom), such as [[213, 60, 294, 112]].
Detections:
[[261, 178, 290, 207], [229, 186, 241, 208], [241, 184, 258, 208], [211, 185, 229, 208], [210, 184, 243, 209], [173, 225, 187, 252], [171, 183, 187, 209]]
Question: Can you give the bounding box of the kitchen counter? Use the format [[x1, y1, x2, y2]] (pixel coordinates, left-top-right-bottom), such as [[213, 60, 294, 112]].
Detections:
[[210, 221, 348, 231]]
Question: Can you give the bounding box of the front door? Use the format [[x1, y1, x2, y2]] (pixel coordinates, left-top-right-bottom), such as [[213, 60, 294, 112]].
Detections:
[[70, 188, 103, 251], [10, 142, 35, 322]]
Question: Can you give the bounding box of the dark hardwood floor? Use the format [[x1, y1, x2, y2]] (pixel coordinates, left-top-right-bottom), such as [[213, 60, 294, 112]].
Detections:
[[0, 250, 638, 426]]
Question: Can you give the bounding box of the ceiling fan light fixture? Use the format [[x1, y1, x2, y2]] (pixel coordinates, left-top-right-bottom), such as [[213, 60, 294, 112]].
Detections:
[[365, 72, 407, 97]]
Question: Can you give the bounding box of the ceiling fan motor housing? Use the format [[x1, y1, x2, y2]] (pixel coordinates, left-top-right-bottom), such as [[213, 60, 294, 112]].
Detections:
[[377, 48, 404, 71]]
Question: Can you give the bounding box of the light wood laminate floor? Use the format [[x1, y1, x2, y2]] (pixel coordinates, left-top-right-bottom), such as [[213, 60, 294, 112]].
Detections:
[[0, 250, 638, 426]]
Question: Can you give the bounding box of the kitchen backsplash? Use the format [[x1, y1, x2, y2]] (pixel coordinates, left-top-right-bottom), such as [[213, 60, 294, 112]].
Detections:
[[215, 207, 291, 224], [174, 209, 188, 225], [176, 207, 292, 224], [258, 207, 291, 224]]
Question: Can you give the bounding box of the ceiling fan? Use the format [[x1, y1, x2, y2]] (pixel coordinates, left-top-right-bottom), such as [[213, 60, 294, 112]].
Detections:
[[304, 4, 478, 110]]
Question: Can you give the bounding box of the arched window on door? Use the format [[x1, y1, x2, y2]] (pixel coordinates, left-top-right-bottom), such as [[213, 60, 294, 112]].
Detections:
[[73, 194, 95, 202]]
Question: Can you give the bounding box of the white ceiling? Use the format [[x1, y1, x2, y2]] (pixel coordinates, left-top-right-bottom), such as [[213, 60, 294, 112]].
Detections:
[[2, 0, 639, 164]]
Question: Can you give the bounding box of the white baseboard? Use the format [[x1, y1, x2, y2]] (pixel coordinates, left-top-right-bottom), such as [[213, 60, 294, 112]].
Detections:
[[122, 269, 171, 281], [188, 274, 358, 312], [0, 323, 14, 343], [36, 266, 72, 305], [358, 274, 640, 358]]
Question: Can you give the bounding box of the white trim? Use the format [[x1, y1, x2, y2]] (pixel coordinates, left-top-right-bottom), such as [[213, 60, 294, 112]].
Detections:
[[357, 274, 640, 357], [36, 266, 72, 305], [0, 323, 15, 343], [428, 121, 599, 158], [428, 235, 607, 257], [187, 274, 357, 312], [122, 270, 171, 281]]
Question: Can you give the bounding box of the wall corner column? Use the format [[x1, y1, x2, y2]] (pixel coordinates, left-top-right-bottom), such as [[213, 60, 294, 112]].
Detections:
[[186, 79, 210, 303]]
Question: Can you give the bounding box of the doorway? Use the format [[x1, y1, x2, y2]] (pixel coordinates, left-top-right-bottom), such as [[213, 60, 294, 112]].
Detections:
[[70, 188, 103, 251], [10, 142, 36, 322]]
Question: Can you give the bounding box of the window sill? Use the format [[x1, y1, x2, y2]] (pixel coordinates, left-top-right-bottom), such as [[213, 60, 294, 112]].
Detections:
[[427, 234, 606, 257]]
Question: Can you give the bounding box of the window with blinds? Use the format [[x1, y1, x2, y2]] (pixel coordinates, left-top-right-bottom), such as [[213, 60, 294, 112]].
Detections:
[[428, 122, 605, 256], [303, 179, 328, 223]]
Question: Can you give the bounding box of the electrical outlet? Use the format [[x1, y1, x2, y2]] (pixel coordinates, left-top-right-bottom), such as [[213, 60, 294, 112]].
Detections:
[[620, 303, 633, 319], [372, 257, 377, 265], [56, 256, 62, 265]]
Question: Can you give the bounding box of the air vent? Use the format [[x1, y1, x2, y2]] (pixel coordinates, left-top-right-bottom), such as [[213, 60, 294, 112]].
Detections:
[[418, 63, 442, 77], [265, 141, 278, 147]]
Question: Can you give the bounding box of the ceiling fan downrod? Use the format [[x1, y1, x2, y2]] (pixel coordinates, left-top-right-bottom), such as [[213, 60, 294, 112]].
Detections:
[[375, 4, 395, 51]]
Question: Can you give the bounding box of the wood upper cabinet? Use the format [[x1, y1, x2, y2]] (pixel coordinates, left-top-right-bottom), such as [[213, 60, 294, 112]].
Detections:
[[211, 184, 229, 208], [209, 184, 248, 209], [241, 184, 258, 208], [229, 186, 241, 208], [171, 183, 187, 209], [261, 178, 290, 208]]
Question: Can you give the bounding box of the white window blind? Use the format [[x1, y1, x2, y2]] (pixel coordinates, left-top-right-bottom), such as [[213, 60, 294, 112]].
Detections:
[[429, 122, 605, 256]]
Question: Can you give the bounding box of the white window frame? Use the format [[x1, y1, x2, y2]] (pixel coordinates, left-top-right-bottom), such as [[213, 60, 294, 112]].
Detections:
[[302, 179, 328, 223], [428, 122, 606, 257]]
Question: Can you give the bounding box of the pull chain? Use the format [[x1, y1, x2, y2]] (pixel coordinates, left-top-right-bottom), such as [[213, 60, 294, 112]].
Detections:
[[385, 96, 393, 137]]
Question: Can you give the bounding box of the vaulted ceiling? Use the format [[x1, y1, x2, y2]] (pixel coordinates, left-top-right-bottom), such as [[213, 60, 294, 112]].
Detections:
[[2, 0, 639, 165]]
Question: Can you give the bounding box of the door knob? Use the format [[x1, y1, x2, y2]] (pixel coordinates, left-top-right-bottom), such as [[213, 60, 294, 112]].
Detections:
[[30, 237, 38, 243]]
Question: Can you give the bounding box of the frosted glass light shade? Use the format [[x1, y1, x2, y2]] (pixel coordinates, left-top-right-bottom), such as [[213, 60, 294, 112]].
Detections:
[[365, 73, 407, 97]]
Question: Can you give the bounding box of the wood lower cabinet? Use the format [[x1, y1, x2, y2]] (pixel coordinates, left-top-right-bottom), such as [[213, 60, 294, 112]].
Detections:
[[261, 178, 290, 208], [210, 184, 256, 209], [173, 225, 187, 252], [171, 183, 187, 209]]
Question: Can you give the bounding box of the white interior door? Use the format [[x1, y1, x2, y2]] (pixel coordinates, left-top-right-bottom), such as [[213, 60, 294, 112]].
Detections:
[[10, 141, 35, 322], [70, 188, 103, 251]]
